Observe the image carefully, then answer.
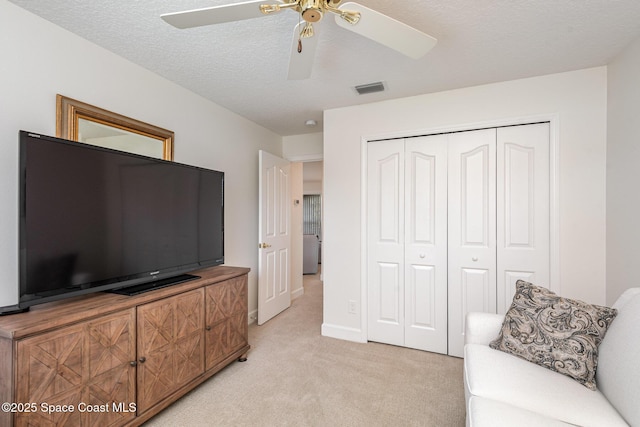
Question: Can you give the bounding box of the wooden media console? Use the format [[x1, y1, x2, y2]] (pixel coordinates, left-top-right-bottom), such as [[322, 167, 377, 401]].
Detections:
[[0, 265, 250, 427]]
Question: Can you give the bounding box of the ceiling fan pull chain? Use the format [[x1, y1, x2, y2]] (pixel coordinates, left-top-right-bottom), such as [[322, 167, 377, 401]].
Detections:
[[297, 14, 303, 53]]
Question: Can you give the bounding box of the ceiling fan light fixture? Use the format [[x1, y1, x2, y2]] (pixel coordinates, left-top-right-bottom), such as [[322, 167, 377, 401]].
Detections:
[[301, 22, 314, 38], [259, 4, 281, 14], [336, 10, 361, 25], [300, 0, 323, 22], [260, 2, 299, 15]]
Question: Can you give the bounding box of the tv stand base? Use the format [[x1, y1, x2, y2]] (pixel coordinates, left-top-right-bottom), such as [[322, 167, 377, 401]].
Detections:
[[108, 273, 200, 296], [0, 305, 29, 316]]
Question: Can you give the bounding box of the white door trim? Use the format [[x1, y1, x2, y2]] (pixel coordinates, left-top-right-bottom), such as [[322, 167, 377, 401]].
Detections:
[[360, 114, 560, 343]]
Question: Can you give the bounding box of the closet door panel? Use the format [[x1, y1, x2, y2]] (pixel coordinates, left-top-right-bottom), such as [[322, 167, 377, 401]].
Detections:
[[377, 262, 402, 323], [448, 129, 497, 358], [404, 136, 448, 353], [461, 268, 493, 320], [497, 123, 550, 314], [367, 140, 405, 346]]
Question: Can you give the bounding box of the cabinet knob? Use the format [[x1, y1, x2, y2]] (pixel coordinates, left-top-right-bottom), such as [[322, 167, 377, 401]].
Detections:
[[139, 357, 146, 364], [419, 254, 426, 259], [472, 257, 478, 262], [129, 361, 137, 367], [205, 325, 212, 331]]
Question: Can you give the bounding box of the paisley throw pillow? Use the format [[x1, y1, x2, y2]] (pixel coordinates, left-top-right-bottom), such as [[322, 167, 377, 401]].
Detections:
[[489, 280, 618, 390]]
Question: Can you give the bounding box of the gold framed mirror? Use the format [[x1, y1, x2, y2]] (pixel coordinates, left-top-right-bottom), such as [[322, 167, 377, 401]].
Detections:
[[56, 94, 174, 160]]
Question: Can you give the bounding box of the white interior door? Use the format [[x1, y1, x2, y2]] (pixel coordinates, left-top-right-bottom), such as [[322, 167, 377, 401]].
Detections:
[[258, 150, 291, 325], [447, 129, 497, 358], [446, 124, 550, 356], [497, 123, 550, 313], [367, 139, 405, 346], [367, 137, 448, 353], [404, 136, 448, 353]]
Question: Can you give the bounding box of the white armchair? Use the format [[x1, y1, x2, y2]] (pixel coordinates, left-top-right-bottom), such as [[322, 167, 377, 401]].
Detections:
[[463, 288, 640, 427]]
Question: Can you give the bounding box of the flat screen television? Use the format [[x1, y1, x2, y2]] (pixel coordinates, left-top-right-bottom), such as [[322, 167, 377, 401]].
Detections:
[[4, 130, 224, 314]]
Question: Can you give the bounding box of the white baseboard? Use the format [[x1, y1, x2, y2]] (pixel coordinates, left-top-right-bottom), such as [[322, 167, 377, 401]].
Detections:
[[248, 309, 258, 325], [321, 323, 367, 343], [291, 287, 305, 300]]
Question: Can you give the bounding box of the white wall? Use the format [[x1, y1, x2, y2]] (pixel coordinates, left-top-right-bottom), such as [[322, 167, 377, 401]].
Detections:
[[290, 162, 304, 300], [323, 68, 607, 341], [0, 1, 282, 315], [282, 132, 323, 161], [607, 35, 640, 304], [303, 162, 323, 197]]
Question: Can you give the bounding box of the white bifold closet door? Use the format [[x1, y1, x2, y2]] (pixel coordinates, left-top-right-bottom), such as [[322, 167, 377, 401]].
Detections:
[[446, 128, 497, 357], [367, 135, 448, 353], [367, 123, 549, 357]]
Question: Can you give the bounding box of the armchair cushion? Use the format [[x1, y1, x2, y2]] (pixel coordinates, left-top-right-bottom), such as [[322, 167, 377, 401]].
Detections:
[[464, 344, 628, 426], [467, 396, 574, 427]]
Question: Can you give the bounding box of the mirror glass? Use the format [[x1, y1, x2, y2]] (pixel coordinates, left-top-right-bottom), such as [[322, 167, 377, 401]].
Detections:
[[78, 118, 165, 158], [56, 95, 174, 161]]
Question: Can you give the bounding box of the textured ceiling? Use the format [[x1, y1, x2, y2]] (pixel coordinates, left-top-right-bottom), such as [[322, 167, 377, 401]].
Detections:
[[9, 0, 640, 136]]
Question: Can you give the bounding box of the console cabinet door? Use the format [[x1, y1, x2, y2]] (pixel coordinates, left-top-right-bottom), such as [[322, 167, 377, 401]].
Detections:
[[15, 309, 136, 427], [229, 277, 249, 353], [136, 288, 204, 414], [205, 275, 248, 370]]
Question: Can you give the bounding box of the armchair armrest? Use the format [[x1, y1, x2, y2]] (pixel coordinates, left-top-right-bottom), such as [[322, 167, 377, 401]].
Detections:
[[464, 312, 505, 346]]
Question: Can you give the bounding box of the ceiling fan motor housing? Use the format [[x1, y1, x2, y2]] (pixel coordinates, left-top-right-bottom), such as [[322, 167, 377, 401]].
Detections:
[[301, 0, 323, 22]]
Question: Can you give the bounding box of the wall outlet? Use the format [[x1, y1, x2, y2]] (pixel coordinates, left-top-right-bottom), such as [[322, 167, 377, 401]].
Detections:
[[348, 300, 358, 314]]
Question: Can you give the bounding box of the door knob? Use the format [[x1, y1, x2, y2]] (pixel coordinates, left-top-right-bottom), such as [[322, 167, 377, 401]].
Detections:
[[259, 243, 272, 249]]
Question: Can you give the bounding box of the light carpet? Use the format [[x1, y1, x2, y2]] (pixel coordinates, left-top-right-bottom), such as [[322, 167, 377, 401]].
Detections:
[[143, 271, 465, 427]]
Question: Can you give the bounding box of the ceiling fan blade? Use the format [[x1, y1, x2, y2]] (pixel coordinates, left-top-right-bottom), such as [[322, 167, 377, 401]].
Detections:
[[161, 0, 283, 29], [334, 2, 437, 59], [288, 23, 319, 80]]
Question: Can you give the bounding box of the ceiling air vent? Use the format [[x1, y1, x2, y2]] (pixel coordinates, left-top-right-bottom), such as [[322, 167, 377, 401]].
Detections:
[[354, 81, 385, 95]]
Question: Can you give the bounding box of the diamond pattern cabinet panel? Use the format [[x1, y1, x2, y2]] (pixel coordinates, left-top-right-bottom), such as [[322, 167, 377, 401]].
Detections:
[[205, 275, 248, 370], [229, 311, 248, 351], [136, 288, 204, 414], [15, 309, 136, 427], [85, 311, 137, 427], [206, 321, 229, 370], [207, 279, 231, 325]]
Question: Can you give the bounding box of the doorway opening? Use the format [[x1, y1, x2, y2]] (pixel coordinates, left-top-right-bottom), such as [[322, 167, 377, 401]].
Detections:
[[302, 161, 323, 276]]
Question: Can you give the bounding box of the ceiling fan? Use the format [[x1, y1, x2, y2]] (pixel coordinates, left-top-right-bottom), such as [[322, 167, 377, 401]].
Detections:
[[161, 0, 437, 80]]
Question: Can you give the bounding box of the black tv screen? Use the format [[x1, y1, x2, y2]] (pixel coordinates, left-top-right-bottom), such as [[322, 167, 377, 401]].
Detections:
[[17, 130, 224, 309]]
